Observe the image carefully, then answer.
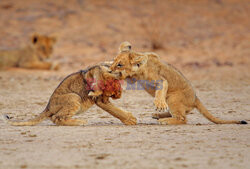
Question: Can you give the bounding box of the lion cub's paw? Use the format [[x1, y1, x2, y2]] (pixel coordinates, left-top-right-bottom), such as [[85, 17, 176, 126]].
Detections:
[[51, 62, 60, 70], [158, 118, 186, 125], [158, 118, 169, 125], [152, 112, 172, 120], [152, 113, 161, 120], [80, 120, 88, 126], [88, 90, 103, 99], [154, 98, 168, 112], [121, 113, 137, 125]]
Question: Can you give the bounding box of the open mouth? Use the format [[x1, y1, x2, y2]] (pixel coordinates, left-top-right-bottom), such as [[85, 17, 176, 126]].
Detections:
[[112, 72, 123, 79], [112, 72, 123, 80]]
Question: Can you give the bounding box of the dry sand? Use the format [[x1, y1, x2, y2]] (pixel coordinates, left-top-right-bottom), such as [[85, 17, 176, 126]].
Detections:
[[0, 0, 250, 168], [0, 67, 249, 169]]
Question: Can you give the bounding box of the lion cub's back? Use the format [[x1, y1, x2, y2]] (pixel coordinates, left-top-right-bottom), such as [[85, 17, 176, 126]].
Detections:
[[0, 49, 21, 68], [52, 72, 88, 97]]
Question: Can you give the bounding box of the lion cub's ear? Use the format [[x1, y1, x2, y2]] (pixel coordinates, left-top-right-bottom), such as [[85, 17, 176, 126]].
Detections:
[[130, 53, 148, 71], [31, 33, 40, 44], [119, 41, 132, 53]]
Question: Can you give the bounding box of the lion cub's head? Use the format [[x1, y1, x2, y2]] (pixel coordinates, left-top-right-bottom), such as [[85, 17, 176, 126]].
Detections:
[[102, 77, 122, 99], [31, 33, 57, 60], [110, 42, 148, 80], [85, 63, 122, 99], [99, 63, 122, 99]]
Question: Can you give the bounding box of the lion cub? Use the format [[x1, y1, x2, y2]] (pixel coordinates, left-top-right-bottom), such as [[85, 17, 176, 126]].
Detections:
[[0, 34, 59, 70], [110, 42, 247, 125], [3, 63, 137, 126]]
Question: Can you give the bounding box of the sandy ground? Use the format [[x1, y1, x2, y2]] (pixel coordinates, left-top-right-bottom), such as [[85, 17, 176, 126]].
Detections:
[[0, 0, 250, 168], [0, 67, 249, 169]]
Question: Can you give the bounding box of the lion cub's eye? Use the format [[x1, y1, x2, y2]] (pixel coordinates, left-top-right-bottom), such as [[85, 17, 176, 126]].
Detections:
[[117, 63, 123, 68]]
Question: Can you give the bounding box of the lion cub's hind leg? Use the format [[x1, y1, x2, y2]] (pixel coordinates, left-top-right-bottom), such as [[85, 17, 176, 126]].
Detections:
[[158, 108, 187, 125], [52, 115, 87, 126], [158, 117, 186, 125], [158, 95, 188, 125], [50, 94, 88, 126]]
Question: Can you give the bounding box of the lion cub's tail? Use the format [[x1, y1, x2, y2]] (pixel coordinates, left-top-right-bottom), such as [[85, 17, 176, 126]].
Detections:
[[195, 98, 247, 124], [2, 109, 48, 126]]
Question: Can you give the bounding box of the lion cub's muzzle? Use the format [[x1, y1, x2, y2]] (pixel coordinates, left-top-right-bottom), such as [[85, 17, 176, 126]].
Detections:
[[107, 70, 123, 80]]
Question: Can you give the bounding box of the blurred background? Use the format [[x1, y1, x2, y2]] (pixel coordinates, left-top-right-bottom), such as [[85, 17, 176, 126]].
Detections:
[[0, 0, 249, 71], [1, 1, 250, 168]]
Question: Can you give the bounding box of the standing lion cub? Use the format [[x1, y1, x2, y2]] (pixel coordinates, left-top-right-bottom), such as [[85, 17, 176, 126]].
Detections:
[[110, 42, 247, 125], [0, 34, 59, 70], [3, 63, 137, 126]]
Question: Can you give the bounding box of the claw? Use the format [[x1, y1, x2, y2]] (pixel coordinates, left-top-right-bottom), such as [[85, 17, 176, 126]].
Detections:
[[154, 98, 168, 112]]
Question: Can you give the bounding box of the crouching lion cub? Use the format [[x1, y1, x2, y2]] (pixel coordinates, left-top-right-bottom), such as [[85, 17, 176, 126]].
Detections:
[[110, 42, 247, 125], [0, 33, 59, 70], [3, 63, 137, 126]]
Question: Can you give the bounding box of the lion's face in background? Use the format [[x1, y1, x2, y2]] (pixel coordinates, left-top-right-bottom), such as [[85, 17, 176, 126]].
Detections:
[[31, 34, 57, 60]]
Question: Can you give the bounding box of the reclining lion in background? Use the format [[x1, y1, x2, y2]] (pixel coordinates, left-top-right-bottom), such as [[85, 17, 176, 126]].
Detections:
[[3, 62, 137, 126], [110, 42, 247, 125], [0, 33, 59, 70]]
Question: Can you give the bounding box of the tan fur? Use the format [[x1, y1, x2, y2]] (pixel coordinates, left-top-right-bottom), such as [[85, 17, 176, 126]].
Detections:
[[118, 41, 132, 53], [0, 33, 59, 70], [3, 63, 137, 126], [110, 42, 247, 125]]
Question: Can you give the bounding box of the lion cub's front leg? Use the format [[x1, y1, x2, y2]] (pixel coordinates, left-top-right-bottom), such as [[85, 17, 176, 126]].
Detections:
[[96, 97, 137, 125], [154, 80, 169, 111]]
